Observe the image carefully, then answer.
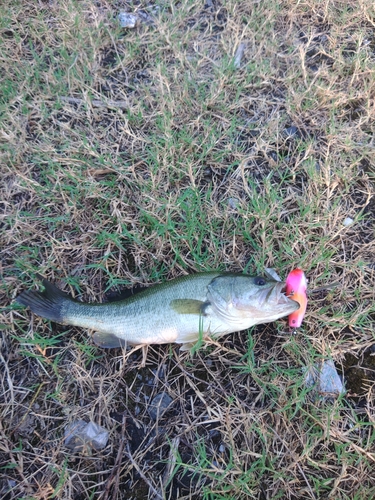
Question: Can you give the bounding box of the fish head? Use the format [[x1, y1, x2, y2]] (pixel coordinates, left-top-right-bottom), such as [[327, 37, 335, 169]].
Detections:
[[207, 275, 299, 328]]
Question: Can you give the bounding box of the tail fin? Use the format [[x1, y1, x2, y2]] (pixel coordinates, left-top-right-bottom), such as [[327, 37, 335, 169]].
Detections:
[[16, 275, 72, 323]]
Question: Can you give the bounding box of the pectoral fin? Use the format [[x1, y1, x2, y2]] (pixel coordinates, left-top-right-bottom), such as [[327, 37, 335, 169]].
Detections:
[[170, 299, 208, 315], [93, 331, 128, 348], [179, 342, 196, 352]]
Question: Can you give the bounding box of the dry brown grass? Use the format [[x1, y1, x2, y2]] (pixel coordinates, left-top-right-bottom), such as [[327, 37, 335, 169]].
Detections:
[[1, 0, 375, 498]]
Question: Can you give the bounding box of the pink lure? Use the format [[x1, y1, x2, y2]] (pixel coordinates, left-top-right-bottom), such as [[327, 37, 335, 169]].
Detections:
[[285, 269, 307, 328]]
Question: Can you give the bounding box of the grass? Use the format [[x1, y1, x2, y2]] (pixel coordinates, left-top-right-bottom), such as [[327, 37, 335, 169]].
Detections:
[[1, 0, 375, 498]]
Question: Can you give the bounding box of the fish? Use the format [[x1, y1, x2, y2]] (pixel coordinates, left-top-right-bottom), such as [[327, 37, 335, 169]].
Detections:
[[16, 272, 300, 350], [285, 268, 307, 328]]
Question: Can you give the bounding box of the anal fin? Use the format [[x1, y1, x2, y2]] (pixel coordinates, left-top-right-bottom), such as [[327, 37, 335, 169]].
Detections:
[[93, 331, 128, 348]]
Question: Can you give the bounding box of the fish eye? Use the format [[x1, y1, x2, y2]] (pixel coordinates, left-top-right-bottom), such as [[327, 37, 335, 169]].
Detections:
[[255, 277, 267, 286]]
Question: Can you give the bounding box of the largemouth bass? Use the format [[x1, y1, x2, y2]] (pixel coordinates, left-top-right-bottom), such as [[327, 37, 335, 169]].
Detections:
[[16, 272, 299, 350]]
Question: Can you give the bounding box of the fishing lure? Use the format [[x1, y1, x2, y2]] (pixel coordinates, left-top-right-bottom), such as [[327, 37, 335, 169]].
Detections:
[[285, 268, 307, 329]]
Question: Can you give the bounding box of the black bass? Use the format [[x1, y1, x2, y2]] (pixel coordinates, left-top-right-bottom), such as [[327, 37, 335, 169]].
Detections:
[[16, 272, 299, 350]]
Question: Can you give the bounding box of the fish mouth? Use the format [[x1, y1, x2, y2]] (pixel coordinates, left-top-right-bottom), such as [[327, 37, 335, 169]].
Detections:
[[258, 281, 287, 306], [274, 282, 298, 306]]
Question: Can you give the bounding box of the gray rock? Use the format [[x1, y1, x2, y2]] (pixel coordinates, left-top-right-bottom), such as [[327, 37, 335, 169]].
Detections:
[[118, 12, 137, 28], [148, 392, 173, 421], [305, 359, 345, 400], [64, 420, 109, 453]]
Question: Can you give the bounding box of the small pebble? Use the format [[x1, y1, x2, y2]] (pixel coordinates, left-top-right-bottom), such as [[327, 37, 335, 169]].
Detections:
[[118, 12, 137, 28], [283, 126, 301, 138], [343, 217, 354, 226], [264, 268, 282, 282], [148, 392, 173, 421], [234, 43, 246, 69], [228, 197, 239, 210]]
